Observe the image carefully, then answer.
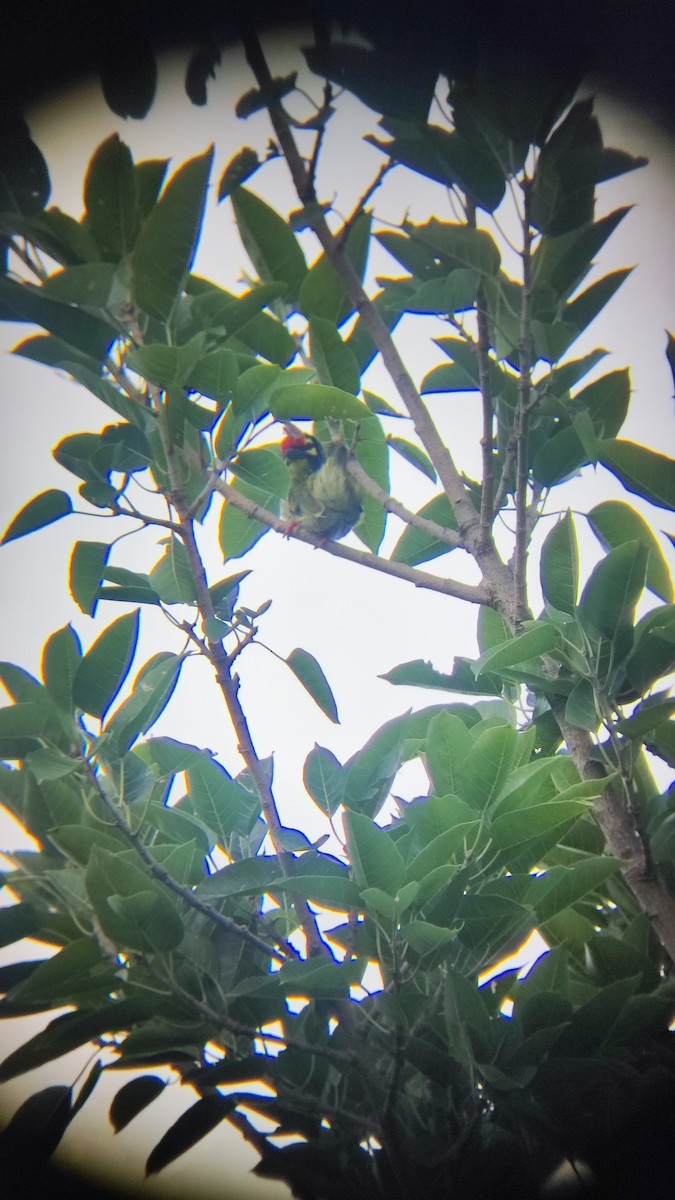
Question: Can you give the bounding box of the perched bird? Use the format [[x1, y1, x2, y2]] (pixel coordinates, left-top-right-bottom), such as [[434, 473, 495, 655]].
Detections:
[[280, 431, 362, 541]]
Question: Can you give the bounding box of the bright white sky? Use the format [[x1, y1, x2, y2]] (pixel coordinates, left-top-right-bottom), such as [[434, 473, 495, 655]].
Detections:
[[0, 31, 674, 1199]]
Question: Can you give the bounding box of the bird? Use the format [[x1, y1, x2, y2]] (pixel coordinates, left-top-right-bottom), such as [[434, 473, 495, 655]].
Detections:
[[280, 430, 362, 541]]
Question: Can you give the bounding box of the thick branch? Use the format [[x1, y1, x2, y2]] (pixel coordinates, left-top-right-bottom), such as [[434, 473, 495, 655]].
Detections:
[[552, 701, 675, 967], [513, 182, 534, 626], [213, 477, 489, 606]]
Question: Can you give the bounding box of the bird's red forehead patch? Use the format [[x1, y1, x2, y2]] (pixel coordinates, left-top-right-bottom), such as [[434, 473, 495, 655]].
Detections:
[[281, 435, 310, 452]]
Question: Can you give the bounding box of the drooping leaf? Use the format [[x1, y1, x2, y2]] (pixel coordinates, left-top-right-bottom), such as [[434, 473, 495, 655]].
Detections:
[[303, 744, 346, 817], [1, 489, 72, 544], [388, 437, 437, 481], [598, 439, 675, 512], [0, 1084, 73, 1159], [390, 494, 458, 566], [286, 648, 339, 724], [0, 276, 115, 361], [69, 541, 111, 617], [0, 1000, 146, 1082], [110, 1075, 166, 1133]]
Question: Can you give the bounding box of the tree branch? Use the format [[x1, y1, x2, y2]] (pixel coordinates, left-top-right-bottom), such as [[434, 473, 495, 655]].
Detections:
[[213, 477, 490, 606], [345, 456, 461, 548], [240, 26, 515, 613]]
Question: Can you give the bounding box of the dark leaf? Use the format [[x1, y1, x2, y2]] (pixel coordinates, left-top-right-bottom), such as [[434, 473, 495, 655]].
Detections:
[[146, 1096, 235, 1175], [1, 490, 72, 545], [110, 1074, 166, 1133]]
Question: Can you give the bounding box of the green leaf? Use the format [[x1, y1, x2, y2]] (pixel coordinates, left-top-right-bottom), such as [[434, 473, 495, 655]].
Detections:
[[309, 318, 360, 394], [304, 42, 436, 122], [0, 701, 44, 758], [149, 537, 197, 604], [390, 494, 458, 566], [573, 368, 630, 439], [565, 678, 598, 731], [344, 811, 406, 895], [41, 262, 116, 307], [540, 512, 579, 614], [342, 713, 410, 819], [197, 854, 285, 900], [286, 648, 339, 723], [85, 847, 184, 953], [388, 437, 437, 482], [106, 653, 183, 752], [231, 187, 307, 299], [1, 489, 72, 544], [532, 207, 631, 303], [230, 447, 290, 501], [529, 858, 620, 923], [186, 348, 238, 405], [401, 920, 457, 955], [0, 1000, 146, 1082], [578, 540, 648, 641], [564, 268, 632, 340], [217, 147, 263, 201], [7, 937, 109, 1006], [368, 120, 504, 213], [26, 746, 81, 783], [303, 744, 345, 817], [272, 382, 372, 424], [186, 753, 258, 840], [73, 610, 140, 719], [110, 1075, 166, 1133], [298, 212, 371, 324], [42, 624, 82, 713], [218, 481, 274, 560], [83, 135, 138, 261], [473, 622, 559, 676], [125, 338, 206, 390], [0, 902, 42, 949], [0, 277, 115, 361], [380, 658, 500, 696], [132, 146, 214, 321], [491, 800, 590, 849], [145, 1095, 235, 1175], [598, 439, 675, 512], [424, 712, 472, 797], [462, 724, 518, 812], [405, 218, 501, 276], [587, 500, 672, 603]]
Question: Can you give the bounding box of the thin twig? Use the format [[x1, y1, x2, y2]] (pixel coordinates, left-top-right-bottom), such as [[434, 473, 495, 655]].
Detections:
[[86, 766, 289, 962]]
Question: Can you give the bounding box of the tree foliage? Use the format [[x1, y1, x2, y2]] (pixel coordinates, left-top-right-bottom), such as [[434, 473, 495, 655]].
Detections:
[[0, 21, 674, 1200]]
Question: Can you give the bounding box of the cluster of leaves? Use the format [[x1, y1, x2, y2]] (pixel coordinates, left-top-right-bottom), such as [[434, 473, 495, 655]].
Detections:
[[0, 27, 674, 1200]]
